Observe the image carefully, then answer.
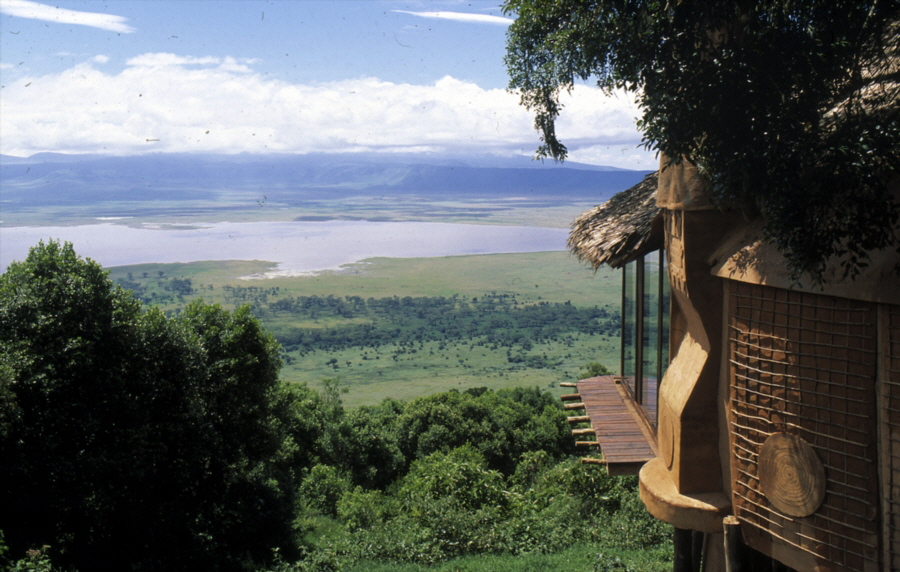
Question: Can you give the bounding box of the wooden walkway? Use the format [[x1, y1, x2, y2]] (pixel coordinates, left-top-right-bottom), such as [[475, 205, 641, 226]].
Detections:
[[567, 376, 658, 475]]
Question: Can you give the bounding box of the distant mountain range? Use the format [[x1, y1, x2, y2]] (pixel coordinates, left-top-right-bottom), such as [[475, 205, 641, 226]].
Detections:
[[0, 152, 653, 209]]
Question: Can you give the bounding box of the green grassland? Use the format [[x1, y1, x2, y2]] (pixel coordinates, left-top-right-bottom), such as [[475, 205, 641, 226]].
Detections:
[[108, 251, 622, 407], [106, 251, 621, 307]]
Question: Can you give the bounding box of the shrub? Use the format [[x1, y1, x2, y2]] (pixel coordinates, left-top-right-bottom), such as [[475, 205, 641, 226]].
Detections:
[[398, 445, 506, 512], [337, 487, 393, 531], [298, 465, 351, 518]]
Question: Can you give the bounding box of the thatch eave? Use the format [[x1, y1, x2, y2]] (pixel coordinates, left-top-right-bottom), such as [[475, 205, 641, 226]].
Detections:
[[568, 172, 663, 269]]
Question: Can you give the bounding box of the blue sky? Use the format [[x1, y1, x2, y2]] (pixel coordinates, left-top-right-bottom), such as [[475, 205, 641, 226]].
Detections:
[[0, 0, 656, 168]]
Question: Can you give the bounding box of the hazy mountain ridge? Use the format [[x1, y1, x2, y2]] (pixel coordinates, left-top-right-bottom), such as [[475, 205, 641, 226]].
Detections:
[[0, 153, 651, 208]]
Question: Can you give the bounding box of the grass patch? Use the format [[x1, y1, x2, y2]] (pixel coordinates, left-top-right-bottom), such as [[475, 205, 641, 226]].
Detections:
[[280, 334, 618, 407], [109, 251, 622, 406], [108, 251, 619, 309]]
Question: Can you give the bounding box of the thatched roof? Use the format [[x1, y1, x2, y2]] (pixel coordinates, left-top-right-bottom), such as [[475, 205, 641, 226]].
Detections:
[[568, 172, 663, 269]]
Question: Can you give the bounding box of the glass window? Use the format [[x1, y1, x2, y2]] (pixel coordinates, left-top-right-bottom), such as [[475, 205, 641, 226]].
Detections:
[[642, 252, 659, 387], [619, 249, 670, 427], [622, 260, 636, 378]]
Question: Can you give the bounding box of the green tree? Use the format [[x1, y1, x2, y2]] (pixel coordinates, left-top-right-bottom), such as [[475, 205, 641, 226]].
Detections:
[[398, 445, 506, 512], [0, 241, 299, 570], [297, 464, 351, 518], [504, 1, 899, 279], [395, 387, 573, 476], [580, 362, 612, 378]]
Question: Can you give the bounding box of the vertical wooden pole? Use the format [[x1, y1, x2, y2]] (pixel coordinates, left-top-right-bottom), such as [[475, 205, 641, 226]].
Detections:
[[674, 527, 693, 572], [723, 515, 741, 572], [691, 530, 704, 572]]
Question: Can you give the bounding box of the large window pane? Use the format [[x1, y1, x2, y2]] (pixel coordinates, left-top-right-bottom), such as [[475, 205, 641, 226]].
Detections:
[[622, 260, 636, 378], [619, 250, 669, 427], [642, 253, 659, 387]]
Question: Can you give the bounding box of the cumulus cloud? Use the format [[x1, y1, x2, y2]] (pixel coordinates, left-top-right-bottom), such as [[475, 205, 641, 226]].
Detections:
[[393, 10, 513, 26], [0, 0, 135, 33], [0, 53, 654, 168]]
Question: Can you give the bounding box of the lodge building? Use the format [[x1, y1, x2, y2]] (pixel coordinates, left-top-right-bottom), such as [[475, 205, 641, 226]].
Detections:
[[564, 158, 900, 571]]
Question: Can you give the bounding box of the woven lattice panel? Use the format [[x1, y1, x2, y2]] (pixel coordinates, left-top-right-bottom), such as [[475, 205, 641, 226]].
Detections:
[[728, 281, 880, 569], [884, 304, 900, 571]]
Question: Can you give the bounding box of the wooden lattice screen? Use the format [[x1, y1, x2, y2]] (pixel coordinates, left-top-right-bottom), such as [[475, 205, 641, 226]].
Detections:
[[728, 281, 881, 570], [884, 304, 900, 571]]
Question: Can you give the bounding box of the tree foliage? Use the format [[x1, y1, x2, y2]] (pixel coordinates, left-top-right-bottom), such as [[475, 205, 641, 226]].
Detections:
[[504, 0, 900, 279], [395, 386, 575, 476], [0, 241, 300, 570]]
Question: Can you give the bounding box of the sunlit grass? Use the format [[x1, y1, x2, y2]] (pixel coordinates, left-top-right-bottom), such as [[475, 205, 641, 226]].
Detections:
[[108, 251, 622, 407], [280, 334, 618, 407], [108, 251, 619, 307]]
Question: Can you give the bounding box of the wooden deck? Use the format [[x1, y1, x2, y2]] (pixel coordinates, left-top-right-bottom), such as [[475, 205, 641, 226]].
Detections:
[[569, 376, 659, 475]]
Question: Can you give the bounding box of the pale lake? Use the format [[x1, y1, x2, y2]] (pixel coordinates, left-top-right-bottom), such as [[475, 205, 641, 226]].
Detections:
[[0, 220, 570, 276]]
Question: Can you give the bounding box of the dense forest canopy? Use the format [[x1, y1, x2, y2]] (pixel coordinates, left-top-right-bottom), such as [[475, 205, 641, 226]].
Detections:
[[504, 0, 900, 279]]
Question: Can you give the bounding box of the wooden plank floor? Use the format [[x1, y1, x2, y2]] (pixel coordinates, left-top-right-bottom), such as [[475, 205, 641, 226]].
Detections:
[[575, 376, 657, 468]]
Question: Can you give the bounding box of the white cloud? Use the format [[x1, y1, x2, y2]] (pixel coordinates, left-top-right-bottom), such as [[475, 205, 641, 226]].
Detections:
[[567, 145, 658, 171], [124, 53, 258, 73], [393, 10, 513, 26], [0, 53, 654, 169], [0, 0, 135, 33], [126, 53, 220, 67]]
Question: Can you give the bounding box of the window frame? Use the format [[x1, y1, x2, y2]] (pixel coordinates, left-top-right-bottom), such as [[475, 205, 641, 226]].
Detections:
[[620, 248, 669, 428]]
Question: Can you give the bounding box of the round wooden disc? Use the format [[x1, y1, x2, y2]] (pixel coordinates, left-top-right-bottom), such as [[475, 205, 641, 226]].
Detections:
[[758, 433, 826, 518], [661, 413, 676, 470]]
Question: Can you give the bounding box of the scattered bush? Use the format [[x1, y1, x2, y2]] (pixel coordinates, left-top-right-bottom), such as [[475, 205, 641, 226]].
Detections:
[[298, 465, 351, 518]]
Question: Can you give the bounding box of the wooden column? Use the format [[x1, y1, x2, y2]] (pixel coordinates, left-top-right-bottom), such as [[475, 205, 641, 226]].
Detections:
[[723, 515, 741, 572], [674, 527, 694, 572]]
